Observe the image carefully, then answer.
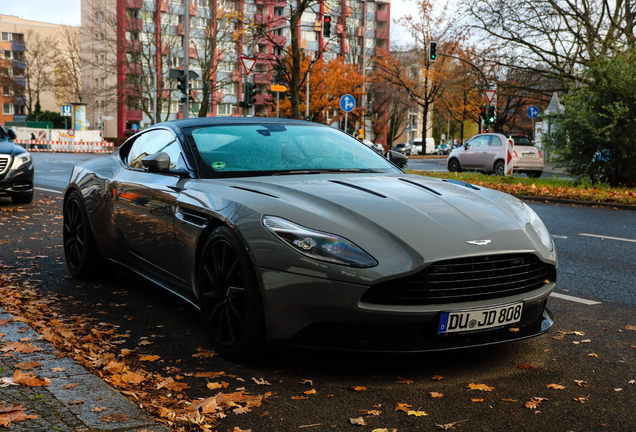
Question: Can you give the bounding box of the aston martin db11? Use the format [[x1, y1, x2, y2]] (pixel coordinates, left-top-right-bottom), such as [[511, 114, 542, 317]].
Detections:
[[63, 118, 557, 358]]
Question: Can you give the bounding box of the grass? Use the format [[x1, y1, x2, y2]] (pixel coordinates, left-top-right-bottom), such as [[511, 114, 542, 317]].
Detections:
[[405, 170, 636, 206]]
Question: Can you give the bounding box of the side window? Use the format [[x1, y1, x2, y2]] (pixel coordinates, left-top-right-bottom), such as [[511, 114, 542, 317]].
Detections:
[[470, 136, 488, 147], [127, 130, 180, 169], [489, 135, 502, 146]]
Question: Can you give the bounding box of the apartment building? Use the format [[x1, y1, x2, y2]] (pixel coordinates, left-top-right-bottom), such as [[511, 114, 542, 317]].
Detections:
[[0, 15, 79, 126], [81, 0, 390, 140]]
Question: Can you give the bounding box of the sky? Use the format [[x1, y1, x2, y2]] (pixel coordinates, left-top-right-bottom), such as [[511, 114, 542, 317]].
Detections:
[[1, 0, 415, 43]]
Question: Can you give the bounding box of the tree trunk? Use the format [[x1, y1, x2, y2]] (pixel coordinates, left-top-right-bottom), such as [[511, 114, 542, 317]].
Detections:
[[289, 12, 301, 120]]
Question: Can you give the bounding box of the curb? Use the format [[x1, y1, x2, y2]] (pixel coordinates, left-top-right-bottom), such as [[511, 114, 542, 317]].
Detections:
[[0, 308, 172, 432], [519, 195, 636, 211]]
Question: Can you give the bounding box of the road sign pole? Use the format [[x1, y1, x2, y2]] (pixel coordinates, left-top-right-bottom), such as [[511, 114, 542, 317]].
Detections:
[[276, 92, 280, 118], [344, 112, 348, 133]]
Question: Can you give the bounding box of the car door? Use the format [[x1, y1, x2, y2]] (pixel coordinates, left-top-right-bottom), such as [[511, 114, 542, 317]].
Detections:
[[460, 135, 489, 169], [484, 135, 505, 171], [112, 128, 192, 283]]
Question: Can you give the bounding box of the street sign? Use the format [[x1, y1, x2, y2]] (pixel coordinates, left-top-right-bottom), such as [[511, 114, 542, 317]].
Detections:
[[339, 94, 355, 112], [240, 56, 256, 76], [484, 90, 496, 104], [61, 105, 72, 117], [132, 124, 139, 131], [68, 129, 75, 136], [271, 85, 287, 92], [527, 106, 539, 119]]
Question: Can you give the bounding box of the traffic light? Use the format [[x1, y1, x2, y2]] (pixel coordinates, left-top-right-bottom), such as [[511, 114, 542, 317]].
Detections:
[[247, 82, 257, 107], [176, 74, 188, 96], [429, 41, 437, 62], [480, 106, 486, 121], [487, 106, 495, 124], [323, 15, 332, 37]]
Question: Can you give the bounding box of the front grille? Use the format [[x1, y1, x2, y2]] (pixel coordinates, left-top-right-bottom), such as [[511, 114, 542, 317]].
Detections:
[[361, 254, 553, 306], [0, 156, 9, 174]]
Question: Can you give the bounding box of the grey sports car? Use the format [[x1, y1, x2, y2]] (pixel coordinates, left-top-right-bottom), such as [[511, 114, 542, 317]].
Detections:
[[63, 118, 557, 358]]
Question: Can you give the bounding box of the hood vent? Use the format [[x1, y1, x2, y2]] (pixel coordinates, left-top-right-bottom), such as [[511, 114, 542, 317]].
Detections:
[[398, 178, 442, 196], [328, 180, 387, 198], [231, 186, 279, 198], [443, 179, 480, 190]]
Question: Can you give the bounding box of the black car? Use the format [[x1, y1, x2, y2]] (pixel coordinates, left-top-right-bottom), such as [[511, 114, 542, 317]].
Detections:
[[0, 125, 34, 204]]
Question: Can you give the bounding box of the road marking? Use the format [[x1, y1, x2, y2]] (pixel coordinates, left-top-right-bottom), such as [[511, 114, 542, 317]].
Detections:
[[35, 187, 63, 194], [579, 233, 636, 243], [49, 170, 67, 172], [550, 292, 601, 305], [552, 235, 568, 239]]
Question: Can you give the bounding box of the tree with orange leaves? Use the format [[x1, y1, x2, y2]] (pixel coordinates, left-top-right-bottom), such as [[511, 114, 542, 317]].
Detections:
[[275, 55, 364, 133]]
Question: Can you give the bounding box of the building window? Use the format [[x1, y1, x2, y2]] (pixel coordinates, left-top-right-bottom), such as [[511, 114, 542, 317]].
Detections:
[[217, 103, 236, 116], [222, 82, 237, 94], [2, 86, 12, 96], [3, 104, 13, 115], [126, 31, 140, 41], [15, 105, 24, 115], [2, 50, 12, 59], [1, 32, 12, 42]]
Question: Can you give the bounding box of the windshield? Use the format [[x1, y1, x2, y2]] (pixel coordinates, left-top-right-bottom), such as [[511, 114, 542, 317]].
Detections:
[[186, 123, 400, 177], [509, 136, 534, 146]]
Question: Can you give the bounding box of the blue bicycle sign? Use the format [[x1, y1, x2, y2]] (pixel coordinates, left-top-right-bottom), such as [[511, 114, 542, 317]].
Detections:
[[340, 94, 356, 112]]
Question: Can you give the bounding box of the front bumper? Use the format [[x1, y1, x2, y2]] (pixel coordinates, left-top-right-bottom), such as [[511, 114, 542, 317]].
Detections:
[[0, 166, 34, 196], [256, 267, 555, 352]]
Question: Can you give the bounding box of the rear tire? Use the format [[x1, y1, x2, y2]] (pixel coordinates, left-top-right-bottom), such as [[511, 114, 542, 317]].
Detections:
[[528, 171, 542, 179], [197, 226, 266, 360], [494, 160, 505, 176], [63, 191, 103, 279], [11, 191, 33, 204], [448, 158, 461, 172]]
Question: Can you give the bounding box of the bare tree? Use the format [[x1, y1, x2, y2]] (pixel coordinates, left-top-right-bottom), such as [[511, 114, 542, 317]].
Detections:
[[55, 26, 84, 104], [19, 30, 58, 114]]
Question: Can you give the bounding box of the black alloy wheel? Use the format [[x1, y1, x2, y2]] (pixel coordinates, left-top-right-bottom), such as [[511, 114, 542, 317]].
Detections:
[[63, 191, 100, 279], [494, 160, 505, 176], [448, 158, 461, 172], [198, 226, 265, 359]]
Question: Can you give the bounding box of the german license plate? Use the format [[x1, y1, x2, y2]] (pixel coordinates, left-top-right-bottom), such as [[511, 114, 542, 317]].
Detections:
[[522, 152, 534, 157], [438, 303, 523, 334]]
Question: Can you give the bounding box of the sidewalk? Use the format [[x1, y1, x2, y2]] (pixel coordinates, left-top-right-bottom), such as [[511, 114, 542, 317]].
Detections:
[[0, 307, 171, 432]]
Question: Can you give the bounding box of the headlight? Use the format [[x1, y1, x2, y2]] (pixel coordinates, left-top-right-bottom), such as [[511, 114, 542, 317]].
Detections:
[[262, 216, 377, 268], [523, 203, 553, 251], [11, 153, 32, 170]]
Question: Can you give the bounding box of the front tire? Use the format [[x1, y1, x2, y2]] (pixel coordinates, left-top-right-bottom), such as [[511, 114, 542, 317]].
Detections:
[[528, 171, 542, 179], [448, 158, 461, 172], [197, 226, 266, 359], [494, 160, 505, 176], [63, 191, 102, 279]]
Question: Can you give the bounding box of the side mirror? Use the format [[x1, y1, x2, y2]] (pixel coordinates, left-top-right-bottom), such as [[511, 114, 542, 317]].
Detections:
[[463, 143, 469, 150], [7, 129, 17, 140], [384, 150, 408, 168], [142, 152, 171, 172]]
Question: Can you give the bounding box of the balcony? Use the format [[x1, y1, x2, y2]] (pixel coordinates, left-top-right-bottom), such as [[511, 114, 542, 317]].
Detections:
[[125, 87, 139, 97], [189, 46, 197, 58], [336, 24, 344, 35], [177, 23, 185, 35], [159, 0, 169, 12], [274, 0, 286, 6], [356, 26, 364, 37], [254, 13, 268, 24], [231, 70, 241, 82], [272, 35, 286, 46], [190, 3, 197, 16], [375, 28, 389, 40], [126, 0, 143, 8], [254, 94, 273, 105], [125, 63, 142, 74], [272, 15, 286, 27], [12, 59, 26, 69], [126, 40, 142, 52], [127, 109, 143, 121], [253, 72, 270, 85], [125, 17, 142, 31], [376, 10, 389, 22], [11, 41, 25, 52], [255, 52, 270, 63]]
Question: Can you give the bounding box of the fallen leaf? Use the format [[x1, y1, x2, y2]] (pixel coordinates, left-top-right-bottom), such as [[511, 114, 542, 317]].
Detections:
[[92, 407, 108, 412], [431, 375, 445, 380], [467, 383, 494, 391], [192, 348, 217, 358], [12, 370, 50, 387], [359, 409, 381, 416], [525, 397, 547, 409], [300, 379, 313, 386], [625, 325, 636, 331], [396, 376, 413, 384], [99, 413, 130, 422], [430, 392, 443, 398], [304, 389, 316, 395], [471, 398, 484, 403], [629, 380, 635, 385], [252, 377, 271, 385], [615, 388, 622, 392], [207, 382, 223, 390], [50, 367, 66, 372], [395, 403, 412, 412], [436, 419, 467, 430], [350, 385, 367, 391], [291, 396, 308, 400], [501, 398, 518, 402], [587, 353, 598, 358], [407, 410, 428, 416], [138, 355, 160, 362], [15, 361, 40, 370], [573, 394, 590, 404], [574, 380, 590, 387], [547, 384, 566, 390], [516, 364, 534, 370], [509, 327, 520, 332], [350, 417, 366, 425]]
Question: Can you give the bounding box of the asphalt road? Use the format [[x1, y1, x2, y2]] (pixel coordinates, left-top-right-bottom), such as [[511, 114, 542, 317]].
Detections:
[[4, 153, 635, 431]]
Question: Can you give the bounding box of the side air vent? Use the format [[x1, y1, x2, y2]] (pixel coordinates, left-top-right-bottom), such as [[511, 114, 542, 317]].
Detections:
[[328, 180, 387, 198], [398, 178, 442, 196], [176, 207, 209, 227], [231, 186, 279, 198]]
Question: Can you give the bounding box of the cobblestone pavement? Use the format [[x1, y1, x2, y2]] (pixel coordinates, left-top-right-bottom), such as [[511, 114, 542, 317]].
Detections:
[[0, 308, 172, 432]]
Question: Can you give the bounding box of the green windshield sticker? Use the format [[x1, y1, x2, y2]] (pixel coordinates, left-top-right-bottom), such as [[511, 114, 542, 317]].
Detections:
[[212, 161, 226, 170]]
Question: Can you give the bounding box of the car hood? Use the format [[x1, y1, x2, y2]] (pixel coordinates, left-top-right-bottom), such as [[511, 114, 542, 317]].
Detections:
[[0, 141, 20, 155], [194, 173, 553, 275]]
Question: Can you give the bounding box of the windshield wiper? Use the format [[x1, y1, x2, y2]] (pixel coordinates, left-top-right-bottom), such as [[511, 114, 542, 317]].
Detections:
[[271, 170, 321, 176], [328, 168, 380, 173]]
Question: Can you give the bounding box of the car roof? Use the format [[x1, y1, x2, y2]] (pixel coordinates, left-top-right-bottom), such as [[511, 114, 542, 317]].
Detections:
[[140, 117, 320, 135]]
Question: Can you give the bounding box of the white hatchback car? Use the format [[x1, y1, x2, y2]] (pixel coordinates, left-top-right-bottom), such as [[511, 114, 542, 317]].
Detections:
[[447, 133, 543, 178]]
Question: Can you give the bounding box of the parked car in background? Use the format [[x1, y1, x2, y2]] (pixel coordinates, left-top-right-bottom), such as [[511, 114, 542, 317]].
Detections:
[[362, 139, 384, 154], [437, 143, 450, 155], [447, 133, 543, 177], [0, 125, 34, 204], [393, 143, 412, 155], [63, 117, 556, 359]]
